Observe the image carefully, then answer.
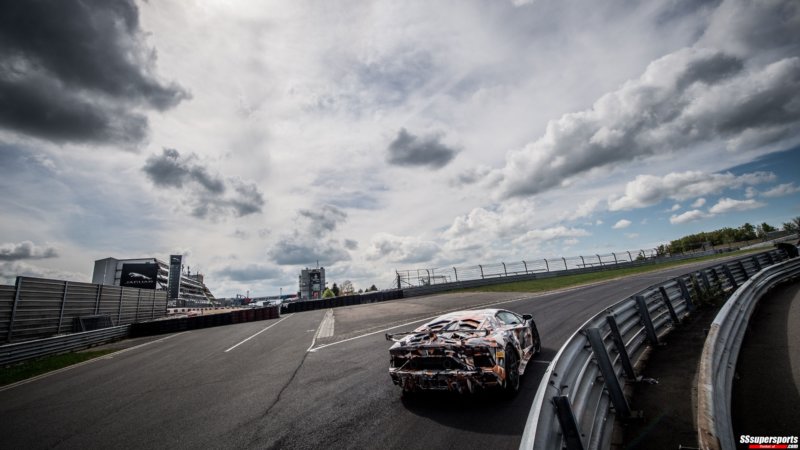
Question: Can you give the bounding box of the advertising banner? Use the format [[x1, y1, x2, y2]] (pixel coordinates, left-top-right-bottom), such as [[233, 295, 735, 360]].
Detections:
[[120, 263, 159, 289]]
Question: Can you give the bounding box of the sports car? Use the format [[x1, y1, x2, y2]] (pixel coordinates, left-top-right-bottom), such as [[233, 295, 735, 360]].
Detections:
[[386, 308, 541, 395]]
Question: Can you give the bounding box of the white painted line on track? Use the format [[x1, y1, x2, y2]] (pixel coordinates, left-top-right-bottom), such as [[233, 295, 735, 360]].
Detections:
[[307, 293, 547, 353], [318, 309, 335, 339], [306, 309, 334, 353], [224, 315, 291, 353], [308, 316, 433, 353], [0, 332, 183, 392]]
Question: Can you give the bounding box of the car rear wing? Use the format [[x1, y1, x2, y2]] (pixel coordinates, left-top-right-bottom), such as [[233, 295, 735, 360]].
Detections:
[[385, 328, 490, 342]]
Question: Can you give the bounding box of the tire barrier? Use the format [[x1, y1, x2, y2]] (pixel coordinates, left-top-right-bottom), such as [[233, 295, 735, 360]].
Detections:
[[130, 306, 280, 337], [518, 249, 789, 450], [282, 290, 403, 314], [697, 257, 800, 450]]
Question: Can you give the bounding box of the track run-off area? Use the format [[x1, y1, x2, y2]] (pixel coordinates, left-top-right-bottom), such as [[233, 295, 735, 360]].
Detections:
[[0, 257, 766, 449]]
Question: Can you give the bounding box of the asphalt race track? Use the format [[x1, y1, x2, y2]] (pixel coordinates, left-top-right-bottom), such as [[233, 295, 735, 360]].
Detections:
[[0, 259, 748, 449]]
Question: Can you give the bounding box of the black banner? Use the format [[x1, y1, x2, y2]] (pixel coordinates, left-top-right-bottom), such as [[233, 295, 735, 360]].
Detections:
[[120, 263, 158, 289]]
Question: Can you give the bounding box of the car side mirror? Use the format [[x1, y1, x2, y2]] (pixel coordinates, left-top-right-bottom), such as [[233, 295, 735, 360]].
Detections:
[[522, 314, 533, 321]]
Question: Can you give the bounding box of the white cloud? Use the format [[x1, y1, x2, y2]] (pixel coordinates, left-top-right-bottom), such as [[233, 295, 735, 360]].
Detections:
[[513, 226, 590, 245], [670, 204, 681, 212], [691, 197, 706, 208], [609, 170, 775, 211], [709, 197, 766, 214], [762, 183, 800, 198], [613, 219, 632, 229], [492, 44, 800, 199], [670, 209, 710, 224]]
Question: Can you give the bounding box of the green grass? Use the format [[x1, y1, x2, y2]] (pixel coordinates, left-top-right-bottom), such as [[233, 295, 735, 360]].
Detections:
[[1, 349, 118, 386], [459, 249, 760, 293]]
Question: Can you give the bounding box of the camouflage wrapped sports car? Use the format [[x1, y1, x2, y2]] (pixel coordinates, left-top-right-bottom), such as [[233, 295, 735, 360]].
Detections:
[[386, 308, 541, 395]]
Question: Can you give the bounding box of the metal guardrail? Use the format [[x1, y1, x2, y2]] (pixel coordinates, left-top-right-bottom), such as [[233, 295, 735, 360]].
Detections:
[[518, 249, 788, 450], [396, 248, 723, 289], [401, 249, 723, 298], [0, 325, 130, 366], [696, 257, 800, 450]]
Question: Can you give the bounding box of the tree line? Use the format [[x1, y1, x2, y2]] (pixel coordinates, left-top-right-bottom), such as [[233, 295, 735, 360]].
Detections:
[[665, 217, 800, 254]]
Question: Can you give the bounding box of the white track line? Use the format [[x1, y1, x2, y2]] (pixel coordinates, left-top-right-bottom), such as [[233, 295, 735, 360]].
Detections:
[[224, 315, 291, 353], [0, 333, 183, 392]]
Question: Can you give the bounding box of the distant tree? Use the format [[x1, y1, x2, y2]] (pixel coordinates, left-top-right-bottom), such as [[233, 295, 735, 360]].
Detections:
[[368, 284, 378, 292], [757, 222, 777, 238], [782, 216, 800, 233], [331, 283, 340, 296], [740, 223, 757, 240], [340, 280, 354, 295], [357, 288, 364, 294], [322, 288, 334, 298]]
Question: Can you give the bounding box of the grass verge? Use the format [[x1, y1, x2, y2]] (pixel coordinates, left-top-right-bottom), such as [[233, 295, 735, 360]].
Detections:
[[1, 349, 118, 387], [459, 249, 760, 293]]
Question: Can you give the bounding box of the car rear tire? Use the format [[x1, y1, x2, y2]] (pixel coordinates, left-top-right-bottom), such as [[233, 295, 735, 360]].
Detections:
[[531, 323, 541, 355], [504, 345, 520, 397]]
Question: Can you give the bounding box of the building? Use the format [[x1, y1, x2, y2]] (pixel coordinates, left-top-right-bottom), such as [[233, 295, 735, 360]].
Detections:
[[298, 267, 325, 299], [92, 256, 216, 306]]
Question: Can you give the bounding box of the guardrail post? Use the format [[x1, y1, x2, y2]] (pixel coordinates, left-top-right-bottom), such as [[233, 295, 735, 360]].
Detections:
[[57, 281, 69, 334], [676, 278, 695, 312], [751, 255, 762, 272], [479, 265, 484, 279], [562, 257, 567, 270], [765, 251, 774, 265], [453, 267, 458, 281], [737, 260, 749, 280], [522, 260, 528, 274], [580, 255, 585, 268], [722, 264, 738, 290], [636, 295, 660, 346], [544, 259, 549, 272], [606, 315, 639, 381], [552, 395, 586, 450], [502, 262, 507, 276], [8, 277, 22, 342], [699, 270, 712, 291], [586, 328, 634, 419], [94, 285, 103, 314], [658, 286, 680, 324]]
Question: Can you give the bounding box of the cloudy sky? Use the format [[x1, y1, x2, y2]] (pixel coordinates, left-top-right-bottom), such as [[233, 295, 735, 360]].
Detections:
[[1, 0, 799, 297]]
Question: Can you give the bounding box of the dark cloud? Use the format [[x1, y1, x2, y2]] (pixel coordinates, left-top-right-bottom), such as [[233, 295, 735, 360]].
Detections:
[[0, 0, 189, 145], [387, 128, 459, 169], [142, 148, 265, 219], [700, 0, 800, 60], [268, 206, 353, 266], [298, 205, 347, 235], [217, 264, 283, 282], [143, 148, 225, 193], [343, 239, 359, 250], [270, 239, 351, 266], [0, 241, 58, 261], [450, 166, 491, 187]]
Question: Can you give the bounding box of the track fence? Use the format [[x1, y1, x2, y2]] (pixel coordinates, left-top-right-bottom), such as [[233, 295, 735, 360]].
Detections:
[[0, 276, 167, 344]]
